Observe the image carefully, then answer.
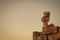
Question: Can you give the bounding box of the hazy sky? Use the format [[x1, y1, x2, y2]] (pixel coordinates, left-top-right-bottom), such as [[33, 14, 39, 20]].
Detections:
[[0, 0, 60, 40]]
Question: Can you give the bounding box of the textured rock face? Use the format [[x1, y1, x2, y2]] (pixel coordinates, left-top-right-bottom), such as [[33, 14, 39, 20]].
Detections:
[[33, 12, 60, 40]]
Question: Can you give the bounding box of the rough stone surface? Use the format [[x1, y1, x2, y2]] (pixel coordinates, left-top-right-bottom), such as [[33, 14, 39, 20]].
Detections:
[[33, 12, 60, 40]]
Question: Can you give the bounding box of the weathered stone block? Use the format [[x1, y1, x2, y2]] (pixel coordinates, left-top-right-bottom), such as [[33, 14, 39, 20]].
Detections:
[[43, 12, 50, 17], [48, 34, 54, 40], [42, 27, 52, 34], [50, 27, 57, 33], [57, 26, 60, 33]]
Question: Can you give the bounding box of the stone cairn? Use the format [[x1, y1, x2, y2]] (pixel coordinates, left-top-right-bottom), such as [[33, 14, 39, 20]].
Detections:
[[33, 12, 60, 40]]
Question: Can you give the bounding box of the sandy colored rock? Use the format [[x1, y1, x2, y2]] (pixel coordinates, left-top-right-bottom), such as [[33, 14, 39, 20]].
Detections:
[[33, 12, 60, 40]]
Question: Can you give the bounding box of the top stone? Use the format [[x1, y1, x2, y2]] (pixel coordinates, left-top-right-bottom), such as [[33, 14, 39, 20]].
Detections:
[[43, 12, 50, 17], [41, 12, 50, 22]]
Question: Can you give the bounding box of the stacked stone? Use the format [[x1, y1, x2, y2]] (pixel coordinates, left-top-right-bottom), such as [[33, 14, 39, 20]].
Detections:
[[41, 12, 51, 34], [41, 12, 50, 27], [33, 31, 44, 40], [33, 12, 60, 40], [33, 32, 38, 40], [41, 12, 57, 34]]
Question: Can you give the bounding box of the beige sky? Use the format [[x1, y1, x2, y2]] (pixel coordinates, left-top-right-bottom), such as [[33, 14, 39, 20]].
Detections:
[[0, 0, 60, 40]]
